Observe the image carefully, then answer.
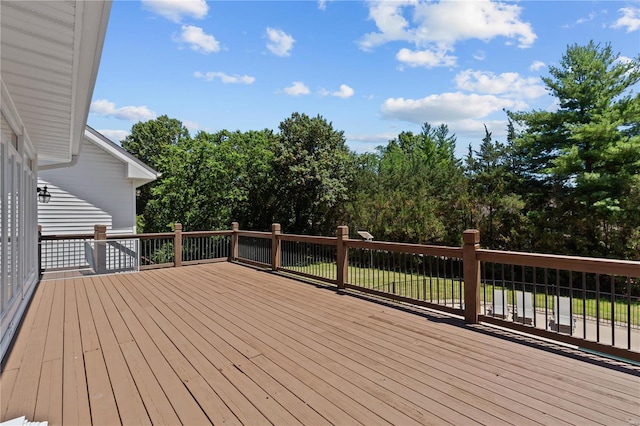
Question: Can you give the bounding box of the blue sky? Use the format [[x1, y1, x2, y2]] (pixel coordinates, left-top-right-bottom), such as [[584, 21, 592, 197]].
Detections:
[[88, 0, 640, 157]]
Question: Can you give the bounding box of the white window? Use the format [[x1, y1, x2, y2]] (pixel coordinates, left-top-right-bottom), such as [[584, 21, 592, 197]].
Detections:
[[0, 110, 38, 356]]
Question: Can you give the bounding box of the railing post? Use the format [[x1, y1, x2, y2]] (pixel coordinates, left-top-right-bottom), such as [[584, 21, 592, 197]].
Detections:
[[94, 224, 107, 274], [336, 225, 349, 289], [38, 224, 42, 280], [174, 222, 182, 267], [463, 229, 481, 323], [271, 223, 281, 271], [230, 222, 239, 261]]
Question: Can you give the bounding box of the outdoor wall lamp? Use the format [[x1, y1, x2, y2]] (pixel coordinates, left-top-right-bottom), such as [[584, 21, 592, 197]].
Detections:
[[37, 186, 51, 203]]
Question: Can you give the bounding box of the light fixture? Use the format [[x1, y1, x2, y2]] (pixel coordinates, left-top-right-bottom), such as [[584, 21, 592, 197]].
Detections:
[[37, 186, 51, 203], [357, 231, 374, 267], [357, 230, 374, 241]]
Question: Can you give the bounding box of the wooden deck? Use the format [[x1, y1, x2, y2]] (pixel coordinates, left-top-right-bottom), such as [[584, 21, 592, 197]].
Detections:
[[1, 263, 639, 425]]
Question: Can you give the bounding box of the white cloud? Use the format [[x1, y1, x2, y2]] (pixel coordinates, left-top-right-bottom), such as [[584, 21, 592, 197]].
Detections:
[[346, 132, 398, 153], [473, 50, 486, 61], [530, 60, 546, 71], [141, 0, 208, 22], [194, 71, 255, 84], [320, 84, 354, 98], [266, 27, 295, 57], [359, 0, 536, 66], [181, 120, 201, 133], [576, 12, 596, 25], [335, 84, 355, 99], [448, 118, 510, 139], [283, 82, 310, 96], [98, 129, 130, 143], [175, 25, 220, 54], [562, 11, 597, 29], [617, 56, 634, 65], [396, 47, 456, 68], [90, 100, 156, 122], [359, 1, 414, 51], [612, 7, 640, 32], [380, 92, 519, 124], [454, 69, 546, 98]]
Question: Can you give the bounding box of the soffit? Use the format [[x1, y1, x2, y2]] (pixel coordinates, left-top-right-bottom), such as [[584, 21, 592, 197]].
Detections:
[[1, 1, 111, 163]]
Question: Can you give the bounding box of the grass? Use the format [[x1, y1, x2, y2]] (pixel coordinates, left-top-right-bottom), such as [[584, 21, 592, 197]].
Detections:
[[283, 262, 463, 301], [282, 261, 640, 326]]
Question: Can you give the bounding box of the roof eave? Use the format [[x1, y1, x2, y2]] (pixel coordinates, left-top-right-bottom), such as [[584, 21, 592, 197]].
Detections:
[[69, 0, 113, 160]]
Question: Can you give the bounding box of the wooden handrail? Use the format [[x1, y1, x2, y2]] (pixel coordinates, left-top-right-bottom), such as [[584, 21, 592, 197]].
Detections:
[[236, 230, 271, 238], [182, 230, 232, 237], [346, 239, 463, 258], [278, 234, 337, 245], [477, 249, 640, 277], [40, 234, 94, 240], [107, 232, 175, 240]]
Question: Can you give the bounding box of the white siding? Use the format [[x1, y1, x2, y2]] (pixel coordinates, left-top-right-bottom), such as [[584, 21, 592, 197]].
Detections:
[[37, 180, 112, 235], [38, 139, 136, 235]]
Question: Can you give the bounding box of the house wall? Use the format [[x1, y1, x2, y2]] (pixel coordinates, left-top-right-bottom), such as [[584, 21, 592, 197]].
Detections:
[[36, 180, 113, 235], [38, 139, 137, 235]]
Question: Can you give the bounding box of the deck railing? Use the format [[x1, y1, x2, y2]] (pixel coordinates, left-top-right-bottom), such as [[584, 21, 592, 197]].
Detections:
[[39, 222, 640, 361], [477, 250, 640, 353], [279, 232, 338, 284], [344, 238, 464, 316], [235, 227, 272, 268], [40, 233, 94, 271]]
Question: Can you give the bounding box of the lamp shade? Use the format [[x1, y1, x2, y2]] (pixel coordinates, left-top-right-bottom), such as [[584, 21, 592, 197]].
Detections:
[[37, 186, 51, 203]]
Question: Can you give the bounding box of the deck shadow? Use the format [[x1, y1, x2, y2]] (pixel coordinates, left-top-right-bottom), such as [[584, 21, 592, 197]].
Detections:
[[265, 268, 640, 377]]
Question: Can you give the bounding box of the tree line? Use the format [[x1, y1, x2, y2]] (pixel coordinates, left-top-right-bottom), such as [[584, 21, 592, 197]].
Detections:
[[123, 41, 640, 260]]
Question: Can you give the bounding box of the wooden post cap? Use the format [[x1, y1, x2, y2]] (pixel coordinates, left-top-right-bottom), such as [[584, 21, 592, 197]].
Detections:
[[463, 229, 480, 244]]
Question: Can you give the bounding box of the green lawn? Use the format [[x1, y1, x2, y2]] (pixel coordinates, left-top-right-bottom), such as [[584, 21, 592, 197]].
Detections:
[[282, 262, 640, 326]]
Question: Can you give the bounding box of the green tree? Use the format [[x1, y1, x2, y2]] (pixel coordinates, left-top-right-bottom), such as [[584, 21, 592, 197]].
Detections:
[[122, 115, 191, 218], [271, 113, 355, 235], [344, 152, 381, 235], [143, 132, 237, 231], [465, 126, 526, 249], [508, 41, 640, 258], [352, 123, 467, 245], [228, 129, 278, 230]]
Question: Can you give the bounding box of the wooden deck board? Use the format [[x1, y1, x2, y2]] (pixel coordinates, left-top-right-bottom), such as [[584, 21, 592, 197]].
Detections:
[[201, 266, 579, 425], [100, 275, 213, 426], [144, 272, 386, 425], [2, 262, 639, 426], [224, 266, 640, 402], [84, 277, 151, 425], [163, 268, 417, 424], [140, 277, 364, 425], [132, 273, 312, 425], [219, 280, 540, 425], [3, 280, 56, 422], [203, 265, 628, 424], [62, 281, 92, 425], [215, 266, 637, 422], [34, 359, 62, 424], [184, 274, 477, 424]]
